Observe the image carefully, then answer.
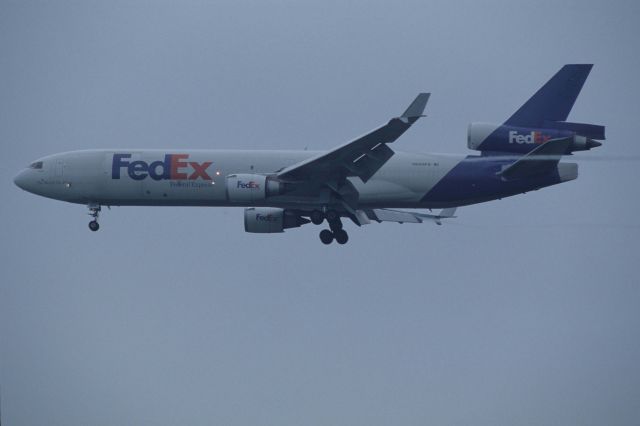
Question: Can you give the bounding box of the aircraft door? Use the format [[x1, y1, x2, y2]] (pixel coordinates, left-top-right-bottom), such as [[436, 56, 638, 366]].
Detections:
[[54, 160, 64, 178]]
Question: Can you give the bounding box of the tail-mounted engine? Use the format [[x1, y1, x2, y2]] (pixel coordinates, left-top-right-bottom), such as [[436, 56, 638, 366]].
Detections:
[[226, 174, 285, 203], [244, 207, 309, 233], [468, 121, 604, 154]]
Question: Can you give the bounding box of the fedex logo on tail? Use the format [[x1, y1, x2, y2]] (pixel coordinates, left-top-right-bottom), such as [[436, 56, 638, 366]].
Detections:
[[508, 130, 551, 145], [112, 154, 212, 181]]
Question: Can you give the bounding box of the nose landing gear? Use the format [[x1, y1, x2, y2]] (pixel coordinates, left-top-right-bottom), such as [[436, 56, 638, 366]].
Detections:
[[88, 204, 101, 232]]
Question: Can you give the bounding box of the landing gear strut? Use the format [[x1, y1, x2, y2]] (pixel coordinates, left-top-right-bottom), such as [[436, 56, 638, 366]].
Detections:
[[325, 209, 339, 222], [88, 204, 101, 232]]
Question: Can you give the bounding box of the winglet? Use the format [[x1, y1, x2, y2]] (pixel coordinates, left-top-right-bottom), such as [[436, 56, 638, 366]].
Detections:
[[401, 93, 430, 120]]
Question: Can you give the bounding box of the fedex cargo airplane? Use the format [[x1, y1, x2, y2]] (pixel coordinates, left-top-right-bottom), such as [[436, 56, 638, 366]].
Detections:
[[14, 65, 604, 244]]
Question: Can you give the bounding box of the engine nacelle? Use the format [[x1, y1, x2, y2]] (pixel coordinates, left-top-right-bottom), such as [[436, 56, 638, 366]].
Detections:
[[244, 207, 309, 233], [468, 122, 603, 154], [226, 174, 284, 203]]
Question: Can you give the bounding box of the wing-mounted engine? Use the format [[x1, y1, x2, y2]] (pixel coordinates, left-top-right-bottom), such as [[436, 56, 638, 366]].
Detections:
[[468, 121, 604, 155], [226, 174, 285, 202], [244, 207, 309, 233]]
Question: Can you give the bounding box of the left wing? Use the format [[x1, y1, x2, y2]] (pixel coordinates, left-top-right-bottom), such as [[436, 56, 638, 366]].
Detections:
[[277, 93, 430, 183], [364, 208, 457, 226]]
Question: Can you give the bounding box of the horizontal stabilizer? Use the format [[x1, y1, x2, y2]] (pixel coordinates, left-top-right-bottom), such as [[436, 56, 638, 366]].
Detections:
[[542, 120, 606, 140], [499, 137, 571, 180]]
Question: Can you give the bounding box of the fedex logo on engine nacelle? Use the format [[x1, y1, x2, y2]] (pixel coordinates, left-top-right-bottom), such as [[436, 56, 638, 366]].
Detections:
[[237, 181, 260, 189], [112, 153, 212, 181], [508, 130, 551, 145], [256, 213, 278, 222]]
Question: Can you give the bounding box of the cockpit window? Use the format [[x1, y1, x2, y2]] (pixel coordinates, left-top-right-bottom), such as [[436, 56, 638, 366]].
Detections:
[[29, 161, 43, 169]]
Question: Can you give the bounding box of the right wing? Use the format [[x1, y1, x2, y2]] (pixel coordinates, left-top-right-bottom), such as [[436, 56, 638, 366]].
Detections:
[[277, 93, 430, 183]]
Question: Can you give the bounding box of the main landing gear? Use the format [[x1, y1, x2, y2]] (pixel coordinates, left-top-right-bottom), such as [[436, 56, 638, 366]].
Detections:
[[312, 209, 349, 245], [320, 227, 348, 245], [88, 204, 101, 232], [310, 210, 324, 225]]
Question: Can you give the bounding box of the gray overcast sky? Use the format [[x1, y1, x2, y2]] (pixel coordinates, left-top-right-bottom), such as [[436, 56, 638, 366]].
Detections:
[[1, 1, 639, 425]]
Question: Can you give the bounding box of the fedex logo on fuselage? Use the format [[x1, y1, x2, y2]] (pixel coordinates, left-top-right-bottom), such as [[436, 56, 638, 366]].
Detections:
[[112, 153, 212, 181], [508, 130, 551, 145]]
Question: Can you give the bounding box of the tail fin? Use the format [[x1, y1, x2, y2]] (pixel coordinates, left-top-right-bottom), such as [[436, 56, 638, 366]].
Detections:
[[504, 64, 593, 127], [468, 64, 603, 155]]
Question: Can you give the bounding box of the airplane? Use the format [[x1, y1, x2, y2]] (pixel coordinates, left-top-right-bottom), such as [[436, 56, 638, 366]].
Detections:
[[14, 64, 604, 245]]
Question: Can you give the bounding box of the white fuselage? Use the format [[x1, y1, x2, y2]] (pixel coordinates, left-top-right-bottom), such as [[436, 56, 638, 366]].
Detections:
[[14, 149, 465, 209]]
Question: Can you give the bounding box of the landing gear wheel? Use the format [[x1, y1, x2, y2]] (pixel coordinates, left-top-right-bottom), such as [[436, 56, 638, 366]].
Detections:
[[334, 229, 348, 245], [310, 210, 324, 225], [87, 203, 102, 232], [319, 229, 334, 245]]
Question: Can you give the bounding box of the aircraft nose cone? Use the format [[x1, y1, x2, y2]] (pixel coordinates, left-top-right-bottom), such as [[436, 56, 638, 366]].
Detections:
[[13, 170, 30, 191]]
